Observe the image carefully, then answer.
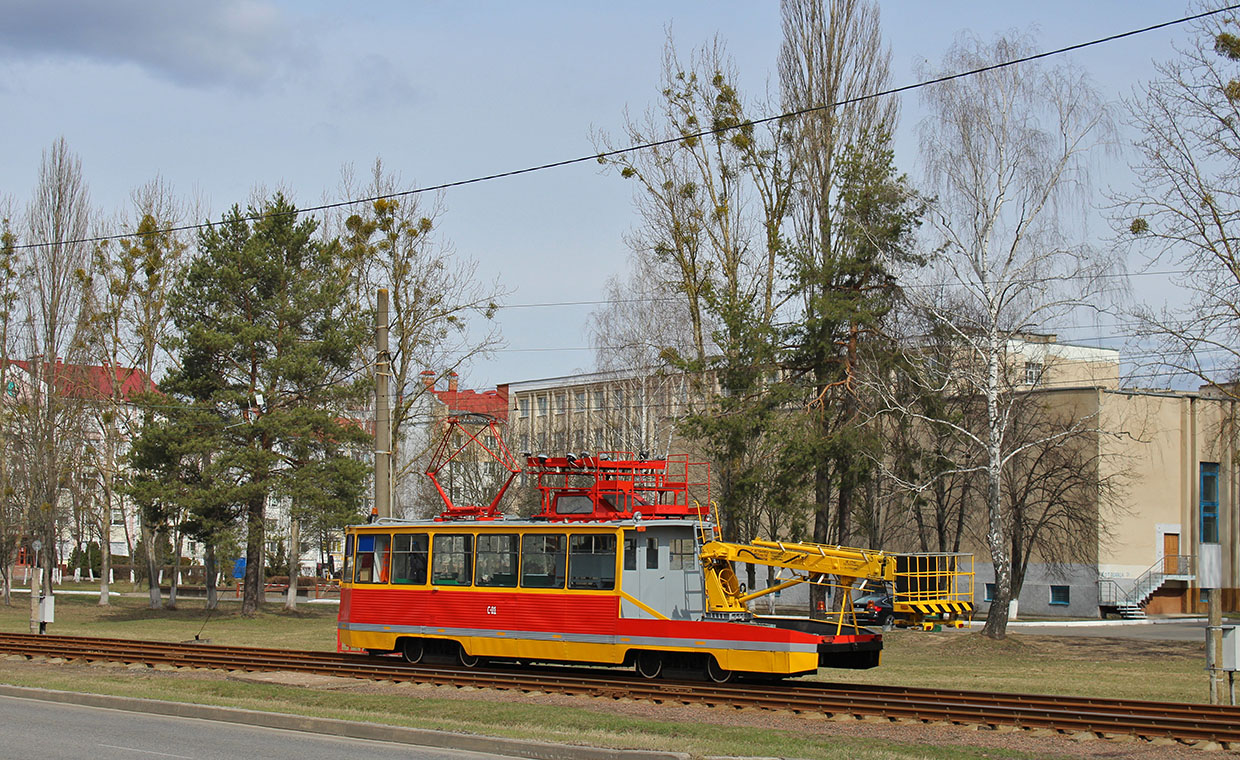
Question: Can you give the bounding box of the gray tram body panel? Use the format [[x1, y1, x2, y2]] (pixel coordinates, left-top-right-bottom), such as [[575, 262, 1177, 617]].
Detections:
[[619, 521, 705, 621]]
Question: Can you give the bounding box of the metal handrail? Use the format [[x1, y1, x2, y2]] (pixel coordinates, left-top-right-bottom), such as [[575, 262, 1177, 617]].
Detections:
[[1097, 554, 1193, 608]]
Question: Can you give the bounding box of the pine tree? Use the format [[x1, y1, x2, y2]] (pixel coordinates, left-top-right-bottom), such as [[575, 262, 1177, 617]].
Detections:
[[161, 193, 368, 614]]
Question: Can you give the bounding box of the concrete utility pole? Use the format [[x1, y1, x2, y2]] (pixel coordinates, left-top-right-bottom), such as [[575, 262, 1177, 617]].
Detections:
[[28, 541, 40, 635], [1202, 542, 1223, 704], [374, 289, 392, 519], [1209, 586, 1223, 704]]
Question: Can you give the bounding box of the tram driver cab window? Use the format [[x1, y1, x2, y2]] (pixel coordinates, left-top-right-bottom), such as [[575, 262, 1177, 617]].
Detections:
[[354, 533, 391, 583], [391, 533, 429, 585], [432, 534, 473, 586], [341, 534, 353, 582]]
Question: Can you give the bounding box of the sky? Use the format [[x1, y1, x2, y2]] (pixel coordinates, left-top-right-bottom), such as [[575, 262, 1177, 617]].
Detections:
[[0, 1, 1206, 389]]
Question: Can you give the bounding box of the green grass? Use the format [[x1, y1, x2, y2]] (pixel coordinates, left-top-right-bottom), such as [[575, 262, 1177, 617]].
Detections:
[[0, 594, 1209, 759], [0, 590, 339, 651]]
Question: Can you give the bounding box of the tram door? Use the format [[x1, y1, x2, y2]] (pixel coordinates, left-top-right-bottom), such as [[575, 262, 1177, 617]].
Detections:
[[620, 530, 651, 619]]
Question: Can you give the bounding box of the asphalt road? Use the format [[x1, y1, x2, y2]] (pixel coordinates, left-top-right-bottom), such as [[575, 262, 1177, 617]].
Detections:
[[0, 694, 522, 760]]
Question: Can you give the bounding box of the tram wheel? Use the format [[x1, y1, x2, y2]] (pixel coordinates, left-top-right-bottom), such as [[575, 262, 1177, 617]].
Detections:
[[402, 639, 424, 664], [635, 652, 663, 679], [459, 645, 480, 668], [704, 656, 734, 683]]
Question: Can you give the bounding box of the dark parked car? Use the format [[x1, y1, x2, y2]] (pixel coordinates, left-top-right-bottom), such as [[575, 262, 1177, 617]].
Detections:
[[852, 591, 896, 628]]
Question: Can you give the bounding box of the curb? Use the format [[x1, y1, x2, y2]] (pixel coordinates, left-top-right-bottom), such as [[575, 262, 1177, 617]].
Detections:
[[0, 684, 689, 760]]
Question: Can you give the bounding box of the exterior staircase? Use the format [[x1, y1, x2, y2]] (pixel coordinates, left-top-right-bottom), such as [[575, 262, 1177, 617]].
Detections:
[[1097, 555, 1193, 620]]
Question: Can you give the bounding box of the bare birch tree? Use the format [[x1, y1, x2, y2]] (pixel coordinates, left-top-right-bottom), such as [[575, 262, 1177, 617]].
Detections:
[[1115, 9, 1240, 391], [911, 33, 1113, 637]]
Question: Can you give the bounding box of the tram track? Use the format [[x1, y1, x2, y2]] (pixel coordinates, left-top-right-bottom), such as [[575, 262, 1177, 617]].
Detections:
[[0, 632, 1236, 750]]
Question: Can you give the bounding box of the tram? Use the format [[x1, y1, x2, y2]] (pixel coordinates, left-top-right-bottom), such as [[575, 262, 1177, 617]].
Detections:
[[337, 416, 973, 681]]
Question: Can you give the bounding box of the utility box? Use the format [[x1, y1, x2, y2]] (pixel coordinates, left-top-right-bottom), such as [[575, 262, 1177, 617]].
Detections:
[[37, 595, 54, 624], [1220, 625, 1239, 672]]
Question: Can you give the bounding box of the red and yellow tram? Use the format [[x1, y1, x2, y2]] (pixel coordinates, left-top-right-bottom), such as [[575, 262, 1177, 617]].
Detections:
[[337, 418, 972, 681]]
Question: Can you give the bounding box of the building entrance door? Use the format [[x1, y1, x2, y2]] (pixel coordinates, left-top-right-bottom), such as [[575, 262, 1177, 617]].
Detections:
[[1164, 533, 1180, 574]]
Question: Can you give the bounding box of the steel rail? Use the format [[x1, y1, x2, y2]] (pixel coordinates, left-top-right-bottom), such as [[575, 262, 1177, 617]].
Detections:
[[0, 633, 1234, 748]]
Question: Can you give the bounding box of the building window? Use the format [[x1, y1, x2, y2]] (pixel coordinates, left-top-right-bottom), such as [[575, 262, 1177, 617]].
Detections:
[[594, 390, 605, 411], [555, 393, 566, 414], [575, 390, 586, 412], [536, 395, 547, 416], [1201, 462, 1220, 544], [984, 583, 995, 602], [1024, 361, 1043, 385], [613, 388, 624, 411], [518, 398, 529, 418], [1049, 585, 1070, 606], [111, 509, 125, 526]]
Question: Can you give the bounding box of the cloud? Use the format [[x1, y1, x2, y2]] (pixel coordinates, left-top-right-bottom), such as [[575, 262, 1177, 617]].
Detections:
[[0, 0, 311, 88], [339, 53, 421, 110]]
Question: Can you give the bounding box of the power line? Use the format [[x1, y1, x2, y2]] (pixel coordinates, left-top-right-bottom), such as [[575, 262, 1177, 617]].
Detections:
[[10, 4, 1238, 254]]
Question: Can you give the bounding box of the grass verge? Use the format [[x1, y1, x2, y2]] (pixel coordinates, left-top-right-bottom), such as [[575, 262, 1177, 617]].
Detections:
[[0, 594, 1210, 759]]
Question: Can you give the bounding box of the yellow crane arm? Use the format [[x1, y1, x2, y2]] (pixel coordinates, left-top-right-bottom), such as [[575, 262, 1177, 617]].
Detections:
[[698, 538, 895, 615], [697, 537, 973, 620], [700, 539, 895, 580]]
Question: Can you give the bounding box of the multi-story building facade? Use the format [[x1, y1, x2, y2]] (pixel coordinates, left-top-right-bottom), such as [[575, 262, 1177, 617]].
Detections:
[[504, 369, 701, 461]]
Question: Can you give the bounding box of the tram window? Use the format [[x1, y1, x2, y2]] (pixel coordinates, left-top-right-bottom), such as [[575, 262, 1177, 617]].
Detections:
[[432, 534, 473, 586], [669, 538, 695, 570], [521, 534, 566, 588], [391, 532, 429, 585], [568, 534, 616, 590], [623, 533, 636, 571], [476, 534, 519, 587], [342, 534, 354, 583], [646, 537, 658, 569], [355, 533, 391, 583], [555, 494, 594, 514]]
